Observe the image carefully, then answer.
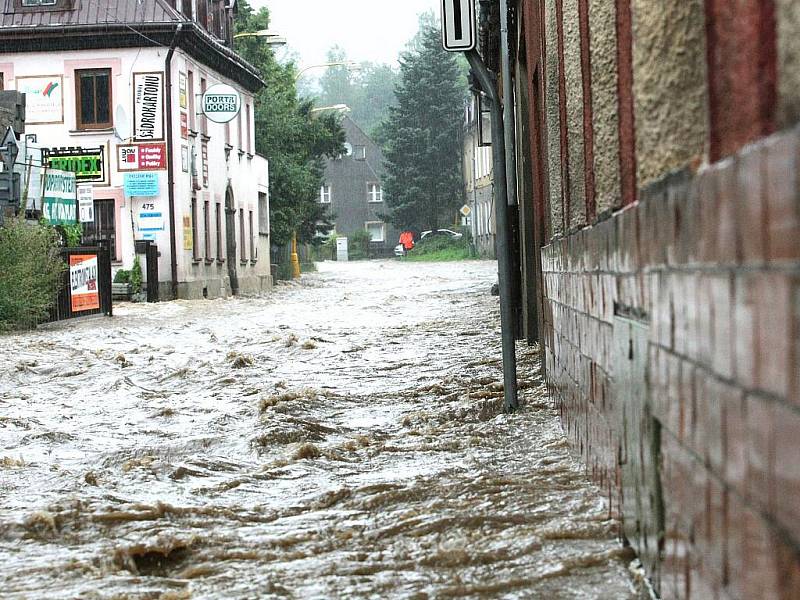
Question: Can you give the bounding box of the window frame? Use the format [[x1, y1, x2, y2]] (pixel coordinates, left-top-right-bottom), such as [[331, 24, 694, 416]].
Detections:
[[320, 184, 332, 204], [354, 145, 366, 161], [367, 182, 383, 203], [191, 196, 200, 261], [75, 68, 113, 131], [365, 221, 385, 243], [215, 201, 224, 262], [239, 208, 246, 262], [203, 199, 211, 261]]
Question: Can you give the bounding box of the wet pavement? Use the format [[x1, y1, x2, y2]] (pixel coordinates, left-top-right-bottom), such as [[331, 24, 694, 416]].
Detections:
[[0, 260, 640, 599]]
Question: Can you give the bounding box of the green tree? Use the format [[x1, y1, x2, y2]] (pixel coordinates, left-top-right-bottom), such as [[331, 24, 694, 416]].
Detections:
[[234, 1, 344, 246], [382, 22, 467, 231]]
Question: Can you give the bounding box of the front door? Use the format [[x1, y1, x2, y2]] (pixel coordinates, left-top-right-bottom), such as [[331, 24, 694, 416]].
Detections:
[[225, 188, 239, 295]]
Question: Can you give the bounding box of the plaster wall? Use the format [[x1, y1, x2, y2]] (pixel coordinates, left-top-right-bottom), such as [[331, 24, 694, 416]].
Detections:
[[588, 0, 621, 215], [563, 0, 587, 229], [544, 0, 565, 237], [777, 0, 800, 127], [630, 0, 708, 186]]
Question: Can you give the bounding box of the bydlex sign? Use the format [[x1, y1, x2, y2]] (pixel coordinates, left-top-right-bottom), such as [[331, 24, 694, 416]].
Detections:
[[201, 83, 241, 124], [441, 0, 476, 52]]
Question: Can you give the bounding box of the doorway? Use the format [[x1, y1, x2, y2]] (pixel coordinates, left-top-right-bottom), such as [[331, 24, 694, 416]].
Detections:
[[225, 186, 239, 295]]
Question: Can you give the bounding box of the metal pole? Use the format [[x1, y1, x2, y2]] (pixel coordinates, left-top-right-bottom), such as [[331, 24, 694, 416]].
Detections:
[[499, 0, 518, 212], [466, 50, 518, 412]]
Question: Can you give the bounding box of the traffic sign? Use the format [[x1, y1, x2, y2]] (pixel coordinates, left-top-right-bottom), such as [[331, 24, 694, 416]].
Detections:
[[441, 0, 476, 52], [460, 204, 472, 217]]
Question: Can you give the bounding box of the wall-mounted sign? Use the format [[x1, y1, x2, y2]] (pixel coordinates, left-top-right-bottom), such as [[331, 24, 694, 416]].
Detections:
[[41, 169, 77, 225], [43, 146, 105, 183], [137, 200, 164, 241], [15, 75, 63, 124], [133, 72, 164, 141], [178, 72, 188, 109], [183, 215, 193, 250], [180, 112, 189, 139], [117, 142, 167, 171], [181, 145, 189, 172], [201, 83, 241, 124], [124, 172, 159, 197], [69, 255, 100, 312], [77, 184, 94, 223]]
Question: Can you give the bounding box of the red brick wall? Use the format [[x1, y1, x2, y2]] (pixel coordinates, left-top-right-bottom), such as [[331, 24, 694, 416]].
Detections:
[[541, 126, 800, 599]]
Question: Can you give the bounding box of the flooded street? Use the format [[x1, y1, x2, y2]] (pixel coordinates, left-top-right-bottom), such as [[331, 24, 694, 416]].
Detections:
[[1, 260, 638, 599]]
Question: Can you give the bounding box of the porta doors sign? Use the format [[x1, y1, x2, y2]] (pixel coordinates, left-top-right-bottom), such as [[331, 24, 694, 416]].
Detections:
[[441, 0, 476, 52], [201, 83, 241, 124]]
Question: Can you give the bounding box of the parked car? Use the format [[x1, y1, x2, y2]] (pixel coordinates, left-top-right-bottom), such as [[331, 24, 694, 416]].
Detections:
[[420, 229, 463, 241]]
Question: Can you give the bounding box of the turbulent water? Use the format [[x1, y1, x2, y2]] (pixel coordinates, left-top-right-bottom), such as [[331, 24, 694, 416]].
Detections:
[[0, 260, 640, 599]]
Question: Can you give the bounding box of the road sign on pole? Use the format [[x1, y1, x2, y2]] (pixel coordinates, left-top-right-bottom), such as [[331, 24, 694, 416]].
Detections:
[[441, 0, 476, 52]]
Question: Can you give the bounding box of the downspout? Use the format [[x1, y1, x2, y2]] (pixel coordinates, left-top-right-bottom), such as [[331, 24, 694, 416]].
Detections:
[[165, 23, 183, 299]]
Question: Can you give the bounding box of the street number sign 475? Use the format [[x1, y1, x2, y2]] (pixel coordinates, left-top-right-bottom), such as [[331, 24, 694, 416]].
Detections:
[[441, 0, 476, 52]]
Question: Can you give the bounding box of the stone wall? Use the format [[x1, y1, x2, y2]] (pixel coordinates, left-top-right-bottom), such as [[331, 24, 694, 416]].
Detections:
[[541, 126, 800, 598]]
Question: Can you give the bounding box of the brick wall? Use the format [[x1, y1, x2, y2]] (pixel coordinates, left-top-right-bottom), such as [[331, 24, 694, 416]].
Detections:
[[541, 125, 800, 599]]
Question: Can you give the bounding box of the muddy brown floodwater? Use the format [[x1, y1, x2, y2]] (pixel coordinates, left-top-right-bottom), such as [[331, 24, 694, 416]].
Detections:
[[0, 260, 642, 599]]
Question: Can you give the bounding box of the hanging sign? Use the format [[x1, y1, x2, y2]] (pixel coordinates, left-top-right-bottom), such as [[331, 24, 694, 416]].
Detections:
[[117, 142, 167, 171], [41, 169, 77, 225], [43, 146, 105, 183], [201, 83, 241, 124], [124, 172, 159, 197], [440, 0, 477, 52], [15, 75, 63, 124], [69, 254, 100, 312], [133, 72, 164, 141], [77, 184, 94, 223]]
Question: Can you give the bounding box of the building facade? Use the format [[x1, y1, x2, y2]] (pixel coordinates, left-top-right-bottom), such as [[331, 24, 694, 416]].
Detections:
[[480, 1, 800, 597], [0, 0, 271, 299], [321, 116, 397, 255], [462, 97, 495, 257]]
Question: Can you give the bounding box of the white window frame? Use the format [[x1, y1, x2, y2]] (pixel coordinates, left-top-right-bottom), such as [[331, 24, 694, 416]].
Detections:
[[320, 184, 331, 204], [22, 0, 57, 5], [365, 221, 385, 242], [354, 145, 366, 160], [367, 183, 382, 203]]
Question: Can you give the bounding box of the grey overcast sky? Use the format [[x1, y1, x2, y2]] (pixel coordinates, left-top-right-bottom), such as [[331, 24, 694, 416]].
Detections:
[[250, 0, 440, 67]]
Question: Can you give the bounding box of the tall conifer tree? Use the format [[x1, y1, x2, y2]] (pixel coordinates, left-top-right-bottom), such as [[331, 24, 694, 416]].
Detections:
[[382, 21, 467, 231]]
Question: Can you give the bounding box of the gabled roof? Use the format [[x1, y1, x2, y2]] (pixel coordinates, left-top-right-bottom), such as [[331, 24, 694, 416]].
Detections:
[[0, 0, 264, 92]]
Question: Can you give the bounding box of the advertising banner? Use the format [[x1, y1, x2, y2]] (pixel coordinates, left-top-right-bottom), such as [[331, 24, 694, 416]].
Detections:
[[124, 172, 159, 197], [133, 72, 164, 141], [16, 76, 63, 124], [43, 146, 105, 183], [118, 143, 167, 171], [69, 255, 100, 312], [41, 169, 77, 225]]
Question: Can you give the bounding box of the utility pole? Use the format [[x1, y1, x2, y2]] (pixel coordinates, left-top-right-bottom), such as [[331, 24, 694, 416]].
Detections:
[[442, 0, 518, 411]]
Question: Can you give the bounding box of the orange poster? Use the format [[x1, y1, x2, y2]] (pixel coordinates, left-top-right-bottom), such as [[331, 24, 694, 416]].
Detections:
[[69, 254, 100, 312]]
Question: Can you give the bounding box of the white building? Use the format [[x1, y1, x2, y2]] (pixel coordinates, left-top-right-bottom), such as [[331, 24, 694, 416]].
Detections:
[[0, 0, 271, 298], [463, 96, 495, 257]]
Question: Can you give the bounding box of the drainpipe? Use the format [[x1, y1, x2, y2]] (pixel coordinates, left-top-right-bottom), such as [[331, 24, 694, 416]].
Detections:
[[165, 24, 183, 299]]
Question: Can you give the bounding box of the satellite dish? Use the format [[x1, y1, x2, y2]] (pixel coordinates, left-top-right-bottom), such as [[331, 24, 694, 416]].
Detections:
[[343, 142, 353, 156], [114, 105, 131, 141]]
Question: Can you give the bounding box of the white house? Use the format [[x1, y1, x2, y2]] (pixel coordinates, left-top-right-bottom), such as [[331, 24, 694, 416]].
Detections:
[[0, 0, 271, 298]]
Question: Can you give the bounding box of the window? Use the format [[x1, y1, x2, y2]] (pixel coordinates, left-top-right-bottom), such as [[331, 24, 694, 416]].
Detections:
[[187, 70, 195, 131], [246, 103, 252, 154], [75, 69, 111, 130], [82, 199, 116, 259], [367, 183, 382, 203], [191, 197, 199, 260], [237, 108, 243, 150], [354, 145, 366, 160], [216, 201, 223, 260], [320, 184, 331, 204], [249, 210, 255, 261], [200, 77, 208, 135], [19, 0, 59, 6], [239, 208, 246, 261], [0, 73, 4, 91], [365, 221, 385, 242], [204, 199, 211, 259]]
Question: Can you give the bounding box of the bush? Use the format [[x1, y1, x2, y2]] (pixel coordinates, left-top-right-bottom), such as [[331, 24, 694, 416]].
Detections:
[[130, 256, 143, 294], [405, 233, 472, 262], [0, 218, 64, 331], [348, 229, 372, 260], [113, 269, 131, 284]]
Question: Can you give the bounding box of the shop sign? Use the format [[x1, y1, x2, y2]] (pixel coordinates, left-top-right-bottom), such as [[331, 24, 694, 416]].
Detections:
[[124, 172, 159, 197], [15, 75, 63, 124], [201, 83, 240, 124], [137, 200, 164, 241], [183, 215, 193, 250], [77, 185, 94, 223], [180, 112, 189, 139], [118, 142, 167, 171], [179, 72, 188, 109], [181, 146, 189, 172], [43, 146, 104, 183], [133, 72, 164, 141], [69, 254, 100, 312], [41, 169, 77, 225]]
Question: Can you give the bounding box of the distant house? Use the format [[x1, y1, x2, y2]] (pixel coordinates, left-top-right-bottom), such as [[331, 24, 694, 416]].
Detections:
[[462, 97, 495, 257], [320, 116, 398, 255]]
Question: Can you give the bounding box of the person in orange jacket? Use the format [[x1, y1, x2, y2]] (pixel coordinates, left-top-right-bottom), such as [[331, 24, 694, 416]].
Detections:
[[399, 230, 415, 254]]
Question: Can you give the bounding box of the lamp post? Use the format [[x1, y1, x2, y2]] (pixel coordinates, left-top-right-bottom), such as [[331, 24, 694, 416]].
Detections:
[[294, 61, 360, 82], [233, 30, 287, 45]]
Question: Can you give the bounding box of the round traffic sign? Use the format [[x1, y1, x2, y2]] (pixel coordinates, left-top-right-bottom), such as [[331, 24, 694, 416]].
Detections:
[[201, 84, 241, 124]]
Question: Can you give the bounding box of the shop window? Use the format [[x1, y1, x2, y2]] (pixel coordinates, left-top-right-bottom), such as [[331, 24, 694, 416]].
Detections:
[[75, 69, 111, 130]]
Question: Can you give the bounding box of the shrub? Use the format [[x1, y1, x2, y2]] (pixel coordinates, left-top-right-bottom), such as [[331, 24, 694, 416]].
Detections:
[[58, 223, 83, 247], [348, 229, 372, 260], [113, 269, 131, 284], [0, 218, 64, 331], [130, 256, 143, 294]]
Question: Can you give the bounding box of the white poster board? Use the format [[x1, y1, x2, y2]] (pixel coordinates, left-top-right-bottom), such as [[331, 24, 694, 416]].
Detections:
[[16, 76, 64, 124], [133, 72, 164, 141], [77, 184, 94, 223]]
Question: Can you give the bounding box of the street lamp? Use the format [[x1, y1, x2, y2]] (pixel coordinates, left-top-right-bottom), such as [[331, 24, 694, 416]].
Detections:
[[309, 104, 351, 114], [294, 61, 360, 82], [233, 30, 287, 45]]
